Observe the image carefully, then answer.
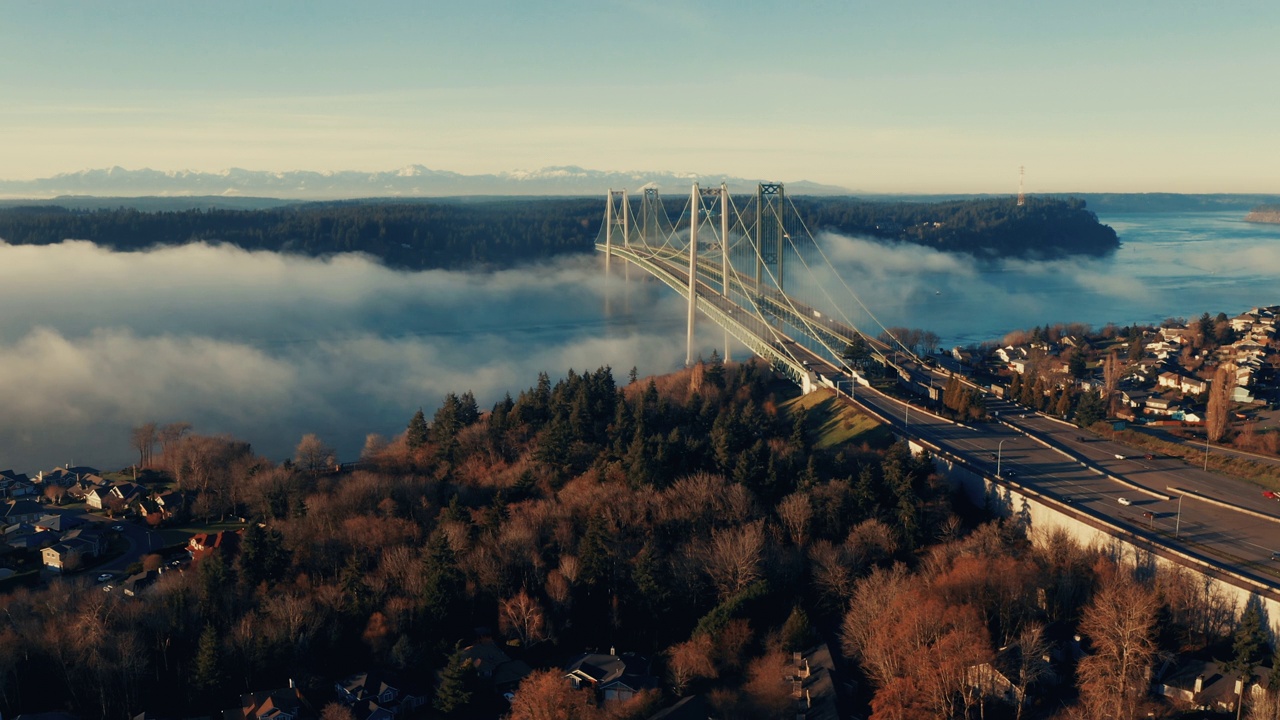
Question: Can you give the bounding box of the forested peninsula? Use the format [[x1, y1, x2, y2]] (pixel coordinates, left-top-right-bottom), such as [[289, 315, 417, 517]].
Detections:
[[0, 195, 1117, 270], [1244, 204, 1280, 225]]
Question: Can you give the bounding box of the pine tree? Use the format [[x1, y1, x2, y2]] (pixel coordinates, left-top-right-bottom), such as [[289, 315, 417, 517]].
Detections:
[[406, 409, 428, 449], [434, 648, 474, 714], [193, 623, 223, 698], [1225, 604, 1267, 678]]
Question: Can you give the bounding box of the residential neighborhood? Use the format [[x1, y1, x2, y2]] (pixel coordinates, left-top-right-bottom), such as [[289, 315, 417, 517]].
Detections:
[[969, 305, 1280, 449]]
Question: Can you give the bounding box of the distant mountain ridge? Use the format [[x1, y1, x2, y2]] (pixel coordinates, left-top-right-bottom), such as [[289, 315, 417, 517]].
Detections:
[[0, 165, 850, 199]]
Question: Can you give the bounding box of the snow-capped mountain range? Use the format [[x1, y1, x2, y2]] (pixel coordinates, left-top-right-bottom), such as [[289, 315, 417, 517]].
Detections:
[[0, 165, 850, 199]]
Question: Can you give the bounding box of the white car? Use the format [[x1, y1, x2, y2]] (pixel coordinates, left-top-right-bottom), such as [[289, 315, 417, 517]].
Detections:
[[1118, 497, 1132, 506]]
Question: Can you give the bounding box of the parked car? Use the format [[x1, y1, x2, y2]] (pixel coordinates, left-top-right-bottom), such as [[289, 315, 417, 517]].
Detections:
[[1118, 497, 1132, 506]]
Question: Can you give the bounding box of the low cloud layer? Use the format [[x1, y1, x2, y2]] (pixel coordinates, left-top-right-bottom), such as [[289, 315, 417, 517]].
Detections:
[[0, 242, 700, 472], [4, 211, 1274, 472]]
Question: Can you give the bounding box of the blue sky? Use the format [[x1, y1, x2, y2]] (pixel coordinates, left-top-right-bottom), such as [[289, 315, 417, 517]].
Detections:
[[2, 0, 1277, 192]]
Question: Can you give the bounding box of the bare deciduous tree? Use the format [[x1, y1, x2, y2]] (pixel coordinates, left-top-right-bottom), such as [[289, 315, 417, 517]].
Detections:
[[667, 634, 716, 696], [499, 588, 549, 648], [1076, 568, 1157, 720], [508, 669, 598, 720], [295, 433, 337, 475], [702, 520, 765, 601], [776, 492, 812, 547], [130, 422, 156, 468]]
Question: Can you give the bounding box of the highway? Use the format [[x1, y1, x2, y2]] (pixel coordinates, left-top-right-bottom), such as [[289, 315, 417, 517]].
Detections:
[[828, 362, 1280, 589]]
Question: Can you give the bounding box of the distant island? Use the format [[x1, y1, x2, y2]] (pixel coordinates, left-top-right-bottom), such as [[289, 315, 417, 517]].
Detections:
[[1244, 204, 1280, 225], [796, 195, 1119, 259], [0, 195, 1118, 270]]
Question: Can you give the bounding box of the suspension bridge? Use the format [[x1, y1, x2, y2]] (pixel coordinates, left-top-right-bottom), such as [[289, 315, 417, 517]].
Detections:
[[595, 182, 935, 397]]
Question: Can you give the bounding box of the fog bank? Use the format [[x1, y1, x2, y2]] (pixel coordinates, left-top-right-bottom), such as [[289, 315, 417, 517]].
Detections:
[[0, 242, 696, 472]]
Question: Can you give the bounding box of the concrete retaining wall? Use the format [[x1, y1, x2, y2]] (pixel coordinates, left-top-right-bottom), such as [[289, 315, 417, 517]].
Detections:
[[910, 440, 1280, 640]]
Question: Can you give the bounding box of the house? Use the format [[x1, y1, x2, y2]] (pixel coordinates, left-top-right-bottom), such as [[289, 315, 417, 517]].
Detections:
[[564, 651, 657, 704], [647, 695, 714, 720], [459, 639, 533, 696], [0, 470, 36, 499], [122, 569, 160, 597], [1145, 397, 1179, 416], [42, 538, 95, 572], [34, 513, 85, 534], [334, 671, 426, 719], [66, 476, 106, 501], [3, 523, 57, 550], [155, 491, 188, 519], [1180, 376, 1209, 395], [1153, 658, 1264, 713], [40, 465, 102, 487], [62, 526, 107, 556], [2, 499, 44, 526], [188, 529, 242, 563], [782, 644, 839, 720], [227, 684, 311, 720], [85, 487, 111, 510]]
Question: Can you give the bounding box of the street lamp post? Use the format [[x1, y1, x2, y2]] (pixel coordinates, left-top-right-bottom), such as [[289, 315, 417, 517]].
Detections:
[[1175, 494, 1184, 539], [1204, 435, 1210, 471], [997, 439, 1006, 478]]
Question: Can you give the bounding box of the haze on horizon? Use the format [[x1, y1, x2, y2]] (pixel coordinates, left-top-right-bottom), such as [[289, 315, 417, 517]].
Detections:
[[2, 1, 1277, 194]]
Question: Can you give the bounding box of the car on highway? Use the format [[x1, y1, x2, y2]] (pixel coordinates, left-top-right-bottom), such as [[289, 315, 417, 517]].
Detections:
[[1264, 491, 1279, 501], [111, 524, 124, 531], [1118, 497, 1132, 506], [96, 573, 114, 583], [1272, 551, 1280, 561], [1114, 454, 1126, 460]]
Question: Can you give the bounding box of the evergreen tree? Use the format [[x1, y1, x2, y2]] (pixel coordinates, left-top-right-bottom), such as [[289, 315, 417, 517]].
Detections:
[[781, 605, 814, 652], [193, 623, 224, 700], [406, 409, 428, 450], [434, 648, 474, 714], [1224, 604, 1267, 678], [1075, 391, 1107, 428]]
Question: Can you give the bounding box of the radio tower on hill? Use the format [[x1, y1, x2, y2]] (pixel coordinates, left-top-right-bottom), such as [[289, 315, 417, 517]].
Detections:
[[1017, 165, 1025, 207]]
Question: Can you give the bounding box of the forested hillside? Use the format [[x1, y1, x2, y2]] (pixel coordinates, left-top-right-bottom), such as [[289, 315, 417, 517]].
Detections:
[[0, 194, 1117, 270], [795, 195, 1119, 259], [2, 360, 1274, 719]]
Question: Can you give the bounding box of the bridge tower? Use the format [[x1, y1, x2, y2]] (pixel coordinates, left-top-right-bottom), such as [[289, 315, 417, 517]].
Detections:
[[640, 188, 662, 248], [604, 189, 632, 280], [755, 183, 788, 292], [684, 183, 731, 366]]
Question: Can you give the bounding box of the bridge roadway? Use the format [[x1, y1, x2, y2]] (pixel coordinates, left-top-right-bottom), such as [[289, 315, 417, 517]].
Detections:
[[604, 243, 1280, 591]]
